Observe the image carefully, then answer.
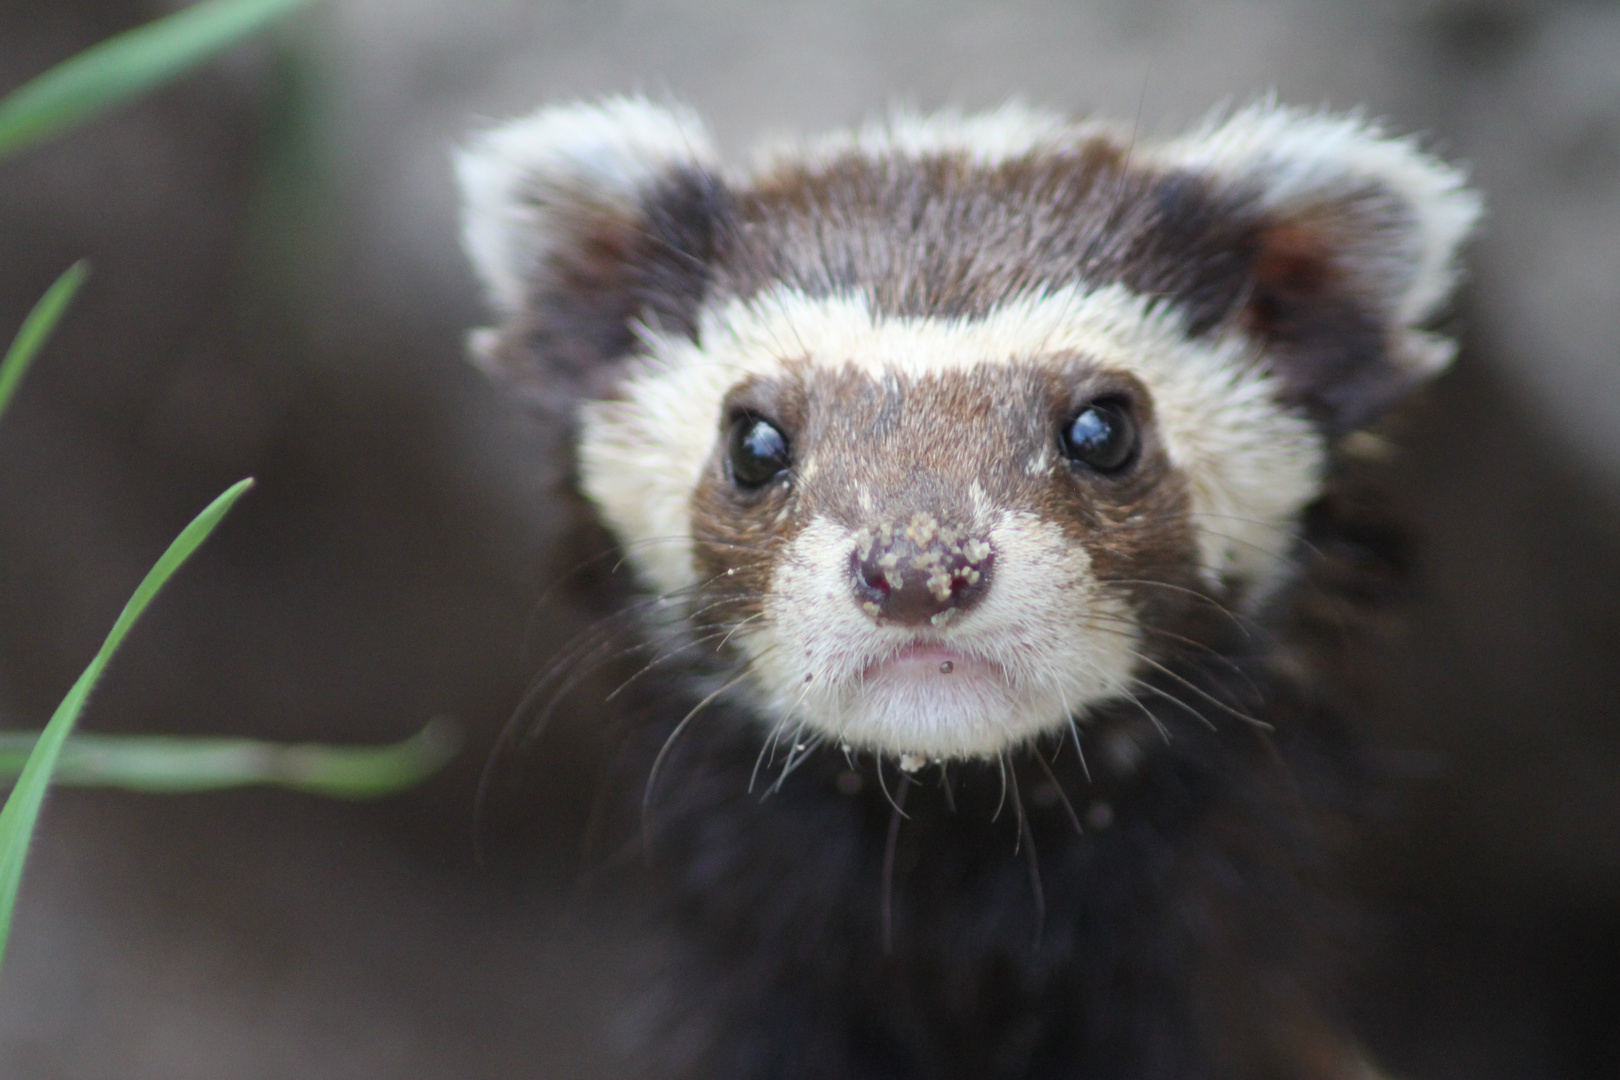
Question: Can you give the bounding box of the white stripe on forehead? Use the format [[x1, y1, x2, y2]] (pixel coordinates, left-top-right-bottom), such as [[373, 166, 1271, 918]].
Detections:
[[749, 102, 1118, 173], [579, 283, 1324, 602]]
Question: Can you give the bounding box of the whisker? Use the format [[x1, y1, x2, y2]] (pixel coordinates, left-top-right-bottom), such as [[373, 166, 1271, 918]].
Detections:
[[573, 727, 646, 896], [642, 667, 759, 847], [604, 638, 713, 704], [519, 629, 656, 753], [873, 754, 910, 819], [1010, 755, 1026, 856], [1131, 651, 1271, 731], [1007, 761, 1046, 950], [880, 771, 912, 956], [604, 612, 764, 704], [749, 721, 786, 795], [714, 610, 767, 651], [1073, 611, 1268, 705], [1136, 624, 1265, 692], [1186, 511, 1326, 564], [523, 544, 645, 631], [992, 752, 1010, 823], [1095, 576, 1258, 639], [771, 728, 823, 792], [522, 609, 642, 700], [1131, 679, 1216, 733], [1065, 714, 1091, 783], [1119, 685, 1173, 745], [518, 578, 729, 708], [1253, 724, 1309, 819], [520, 591, 765, 761], [477, 613, 649, 854], [1032, 751, 1084, 836], [524, 539, 747, 656]]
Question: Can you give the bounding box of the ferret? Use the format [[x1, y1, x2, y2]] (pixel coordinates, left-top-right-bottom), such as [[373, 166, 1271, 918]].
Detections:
[[456, 99, 1480, 1079]]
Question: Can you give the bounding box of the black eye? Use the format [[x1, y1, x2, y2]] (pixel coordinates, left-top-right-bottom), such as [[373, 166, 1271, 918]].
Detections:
[[727, 414, 791, 488], [1062, 398, 1138, 473]]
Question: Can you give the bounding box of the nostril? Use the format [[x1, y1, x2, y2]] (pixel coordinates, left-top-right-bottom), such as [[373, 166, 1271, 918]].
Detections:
[[853, 551, 893, 604], [944, 553, 992, 611]]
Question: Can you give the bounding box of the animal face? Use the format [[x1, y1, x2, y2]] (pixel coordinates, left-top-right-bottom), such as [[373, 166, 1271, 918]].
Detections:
[[458, 99, 1479, 760]]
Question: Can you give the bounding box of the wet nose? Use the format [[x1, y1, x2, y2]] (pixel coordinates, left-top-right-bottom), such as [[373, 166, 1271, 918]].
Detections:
[[851, 517, 993, 627]]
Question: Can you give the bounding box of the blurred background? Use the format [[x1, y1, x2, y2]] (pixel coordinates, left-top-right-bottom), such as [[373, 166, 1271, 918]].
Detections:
[[0, 0, 1616, 1076]]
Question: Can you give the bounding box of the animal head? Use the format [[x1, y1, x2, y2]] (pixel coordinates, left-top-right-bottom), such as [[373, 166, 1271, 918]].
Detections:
[[458, 98, 1479, 760]]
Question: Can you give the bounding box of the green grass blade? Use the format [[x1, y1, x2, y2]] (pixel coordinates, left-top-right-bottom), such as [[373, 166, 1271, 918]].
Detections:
[[0, 262, 88, 427], [0, 0, 314, 160], [0, 721, 461, 799], [0, 477, 253, 974]]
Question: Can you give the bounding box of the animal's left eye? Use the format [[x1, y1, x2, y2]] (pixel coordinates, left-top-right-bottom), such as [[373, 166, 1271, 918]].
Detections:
[[728, 414, 792, 489], [1062, 397, 1138, 473]]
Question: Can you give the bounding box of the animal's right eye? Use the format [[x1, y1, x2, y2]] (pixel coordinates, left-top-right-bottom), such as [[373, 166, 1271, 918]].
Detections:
[[727, 414, 791, 489], [1062, 397, 1139, 474]]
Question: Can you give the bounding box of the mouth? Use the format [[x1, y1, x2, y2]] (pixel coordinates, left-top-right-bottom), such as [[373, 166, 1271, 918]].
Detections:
[[814, 638, 1032, 757], [861, 641, 1007, 685]]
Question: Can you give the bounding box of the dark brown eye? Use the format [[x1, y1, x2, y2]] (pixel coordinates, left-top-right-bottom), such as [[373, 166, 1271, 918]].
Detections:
[[728, 414, 791, 489], [1062, 397, 1138, 473]]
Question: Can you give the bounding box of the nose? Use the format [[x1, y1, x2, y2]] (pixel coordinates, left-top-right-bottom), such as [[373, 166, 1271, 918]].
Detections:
[[851, 517, 993, 627]]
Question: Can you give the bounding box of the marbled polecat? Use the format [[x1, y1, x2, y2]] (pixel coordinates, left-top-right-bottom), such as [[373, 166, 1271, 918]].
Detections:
[[457, 100, 1479, 1079]]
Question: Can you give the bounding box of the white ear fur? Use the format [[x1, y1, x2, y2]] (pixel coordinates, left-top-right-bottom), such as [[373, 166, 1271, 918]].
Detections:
[[456, 97, 719, 316], [1158, 101, 1483, 330]]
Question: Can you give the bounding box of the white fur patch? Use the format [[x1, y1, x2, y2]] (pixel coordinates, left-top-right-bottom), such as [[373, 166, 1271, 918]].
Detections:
[[750, 101, 1116, 174], [456, 97, 717, 315], [581, 285, 1323, 603], [1157, 101, 1483, 330]]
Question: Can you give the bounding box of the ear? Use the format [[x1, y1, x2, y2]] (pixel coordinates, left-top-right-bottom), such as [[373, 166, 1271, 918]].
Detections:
[[456, 98, 728, 393], [1161, 103, 1484, 431]]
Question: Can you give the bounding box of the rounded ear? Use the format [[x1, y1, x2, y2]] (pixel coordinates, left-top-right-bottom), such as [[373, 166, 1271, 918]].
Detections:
[[1160, 103, 1484, 431], [456, 98, 729, 395]]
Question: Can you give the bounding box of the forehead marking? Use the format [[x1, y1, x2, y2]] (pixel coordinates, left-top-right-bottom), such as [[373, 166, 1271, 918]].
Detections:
[[749, 102, 1120, 174]]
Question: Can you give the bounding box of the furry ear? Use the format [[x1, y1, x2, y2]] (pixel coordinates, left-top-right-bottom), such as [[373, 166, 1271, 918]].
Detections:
[[1160, 103, 1483, 431], [456, 98, 727, 392]]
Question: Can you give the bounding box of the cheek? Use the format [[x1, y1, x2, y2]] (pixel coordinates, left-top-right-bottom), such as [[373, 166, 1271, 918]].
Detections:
[[757, 518, 870, 653], [576, 363, 738, 597], [1171, 427, 1324, 599], [1132, 353, 1326, 597], [1066, 471, 1206, 612], [687, 482, 801, 632]]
